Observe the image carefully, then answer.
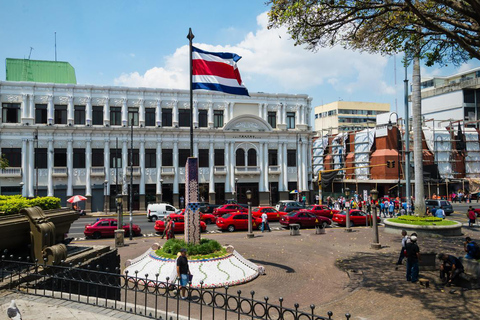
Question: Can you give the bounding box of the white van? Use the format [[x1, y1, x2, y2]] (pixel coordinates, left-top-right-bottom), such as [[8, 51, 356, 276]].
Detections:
[[146, 203, 178, 221]]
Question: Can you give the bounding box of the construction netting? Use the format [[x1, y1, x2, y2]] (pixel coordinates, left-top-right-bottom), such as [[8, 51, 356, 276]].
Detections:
[[312, 135, 328, 179], [423, 127, 454, 179], [464, 128, 480, 178], [354, 128, 375, 180], [331, 133, 348, 177]]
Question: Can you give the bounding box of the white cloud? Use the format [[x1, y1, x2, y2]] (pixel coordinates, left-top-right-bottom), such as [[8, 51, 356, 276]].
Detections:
[[114, 11, 394, 104]]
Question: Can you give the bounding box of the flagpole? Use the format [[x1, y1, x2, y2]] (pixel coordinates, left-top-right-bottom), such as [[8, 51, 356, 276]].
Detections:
[[187, 28, 195, 157]]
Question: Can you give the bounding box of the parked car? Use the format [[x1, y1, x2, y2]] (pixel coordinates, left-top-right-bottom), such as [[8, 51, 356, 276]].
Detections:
[[332, 210, 380, 227], [275, 200, 305, 213], [425, 199, 453, 216], [297, 205, 339, 218], [215, 212, 263, 232], [279, 211, 331, 229], [84, 218, 141, 239], [199, 203, 221, 214], [173, 209, 217, 224], [147, 203, 178, 222], [252, 206, 283, 222], [212, 204, 247, 216], [154, 214, 207, 233]]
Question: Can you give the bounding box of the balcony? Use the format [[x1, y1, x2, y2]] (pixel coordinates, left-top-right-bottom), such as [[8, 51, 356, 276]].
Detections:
[[90, 167, 105, 177], [0, 167, 22, 178], [161, 167, 175, 175], [126, 166, 141, 176], [268, 165, 281, 175], [214, 166, 227, 175], [52, 167, 67, 177], [235, 166, 261, 175]]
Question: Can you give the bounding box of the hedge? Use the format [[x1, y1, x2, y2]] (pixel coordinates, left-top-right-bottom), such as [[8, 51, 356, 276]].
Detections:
[[156, 238, 227, 260], [0, 196, 61, 216]]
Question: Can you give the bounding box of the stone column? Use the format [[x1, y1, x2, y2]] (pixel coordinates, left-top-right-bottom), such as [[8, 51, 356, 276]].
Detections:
[[21, 94, 28, 122], [28, 94, 35, 121], [28, 138, 34, 197], [193, 100, 198, 128], [47, 139, 54, 196], [193, 141, 198, 158], [67, 96, 74, 125], [47, 95, 54, 125], [229, 102, 234, 122], [173, 139, 179, 207], [122, 98, 128, 127], [208, 138, 215, 203], [122, 138, 128, 197], [282, 142, 289, 199], [104, 139, 110, 209], [156, 139, 162, 202], [172, 100, 179, 127], [208, 103, 214, 129], [258, 103, 263, 118], [104, 98, 110, 126], [259, 142, 270, 205], [259, 142, 265, 192], [139, 98, 145, 127], [224, 103, 230, 123], [225, 142, 231, 193], [156, 99, 162, 127], [297, 138, 302, 192], [67, 139, 73, 196], [139, 138, 146, 210], [86, 97, 92, 126], [85, 139, 92, 212], [302, 139, 308, 192], [278, 141, 284, 192]]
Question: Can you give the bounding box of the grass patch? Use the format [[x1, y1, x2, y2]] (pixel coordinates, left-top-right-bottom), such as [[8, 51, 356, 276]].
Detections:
[[155, 238, 227, 260], [388, 216, 457, 226]]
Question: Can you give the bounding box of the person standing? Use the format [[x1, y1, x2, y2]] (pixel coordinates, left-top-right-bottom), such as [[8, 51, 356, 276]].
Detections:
[[165, 217, 175, 240], [468, 206, 476, 227], [395, 230, 409, 270], [405, 235, 420, 283], [261, 211, 271, 232], [176, 248, 191, 300]]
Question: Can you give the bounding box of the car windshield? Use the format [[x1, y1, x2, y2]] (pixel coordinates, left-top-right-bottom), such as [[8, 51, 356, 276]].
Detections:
[[305, 205, 315, 210], [221, 213, 232, 219], [286, 211, 297, 217]]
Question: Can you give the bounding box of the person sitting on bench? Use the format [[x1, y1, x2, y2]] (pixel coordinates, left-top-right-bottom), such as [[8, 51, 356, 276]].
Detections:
[[437, 253, 465, 286]]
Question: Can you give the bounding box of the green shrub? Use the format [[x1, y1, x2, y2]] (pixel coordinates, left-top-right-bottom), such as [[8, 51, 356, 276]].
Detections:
[[397, 216, 443, 223], [156, 238, 227, 259], [0, 196, 61, 216], [388, 216, 457, 226]]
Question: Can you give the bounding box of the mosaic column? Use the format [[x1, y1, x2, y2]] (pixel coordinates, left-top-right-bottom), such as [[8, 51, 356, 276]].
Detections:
[[184, 157, 200, 245]]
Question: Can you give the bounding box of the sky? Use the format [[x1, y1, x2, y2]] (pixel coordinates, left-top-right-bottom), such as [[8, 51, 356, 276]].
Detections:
[[2, 0, 480, 119]]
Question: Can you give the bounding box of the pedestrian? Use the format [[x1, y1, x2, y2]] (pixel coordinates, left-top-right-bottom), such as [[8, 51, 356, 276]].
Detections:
[[395, 230, 408, 270], [405, 235, 420, 283], [388, 201, 395, 218], [468, 206, 476, 227], [438, 253, 464, 287], [165, 217, 175, 240], [176, 248, 191, 300], [261, 211, 271, 232], [435, 207, 445, 219], [464, 237, 480, 260]]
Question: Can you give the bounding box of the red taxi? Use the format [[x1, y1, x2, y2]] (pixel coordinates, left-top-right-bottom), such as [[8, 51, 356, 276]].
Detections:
[[175, 209, 217, 224], [332, 210, 381, 227], [252, 206, 283, 222], [297, 204, 339, 218], [279, 211, 331, 229], [84, 218, 141, 239], [154, 214, 207, 233], [212, 204, 247, 216], [216, 212, 263, 232]]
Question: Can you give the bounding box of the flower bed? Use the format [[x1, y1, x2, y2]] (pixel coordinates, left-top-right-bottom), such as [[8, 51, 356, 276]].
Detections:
[[389, 216, 457, 226], [0, 195, 61, 215], [155, 238, 227, 260]]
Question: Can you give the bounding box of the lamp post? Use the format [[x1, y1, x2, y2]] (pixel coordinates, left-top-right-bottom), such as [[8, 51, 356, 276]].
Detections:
[[34, 129, 38, 197], [345, 187, 352, 232], [388, 112, 401, 198], [370, 189, 381, 249], [129, 118, 133, 241], [235, 177, 238, 202], [115, 193, 124, 247], [246, 190, 254, 238], [159, 179, 164, 203], [104, 180, 108, 213]]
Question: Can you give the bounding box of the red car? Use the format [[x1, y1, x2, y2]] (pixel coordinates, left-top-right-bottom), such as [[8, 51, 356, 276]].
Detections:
[[252, 206, 283, 222], [175, 209, 217, 224], [279, 211, 331, 229], [84, 218, 141, 239], [154, 214, 207, 233], [212, 204, 247, 216], [332, 210, 381, 227], [297, 205, 339, 218], [216, 212, 263, 232]]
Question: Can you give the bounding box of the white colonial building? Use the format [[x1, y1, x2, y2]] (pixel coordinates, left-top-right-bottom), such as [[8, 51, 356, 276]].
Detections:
[[0, 81, 313, 211]]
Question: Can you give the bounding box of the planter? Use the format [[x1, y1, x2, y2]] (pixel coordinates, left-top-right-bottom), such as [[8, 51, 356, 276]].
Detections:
[[383, 219, 463, 237]]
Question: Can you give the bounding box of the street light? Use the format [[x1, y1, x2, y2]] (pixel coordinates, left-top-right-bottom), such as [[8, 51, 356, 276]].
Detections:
[[246, 190, 254, 238], [104, 180, 108, 213], [388, 112, 401, 198], [235, 177, 239, 202], [370, 189, 381, 249], [115, 193, 125, 247], [344, 187, 352, 232]]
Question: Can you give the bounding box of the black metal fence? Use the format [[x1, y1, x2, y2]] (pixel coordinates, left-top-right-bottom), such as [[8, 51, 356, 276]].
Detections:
[[0, 256, 351, 320]]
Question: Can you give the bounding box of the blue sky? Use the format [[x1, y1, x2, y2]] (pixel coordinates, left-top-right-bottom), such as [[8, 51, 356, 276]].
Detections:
[[2, 0, 480, 118]]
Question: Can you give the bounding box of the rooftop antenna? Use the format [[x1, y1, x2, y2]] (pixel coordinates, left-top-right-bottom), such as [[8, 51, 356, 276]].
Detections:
[[28, 47, 34, 60], [55, 32, 57, 61]]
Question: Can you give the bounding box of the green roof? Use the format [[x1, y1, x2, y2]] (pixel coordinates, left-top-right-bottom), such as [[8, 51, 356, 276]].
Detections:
[[5, 58, 77, 84]]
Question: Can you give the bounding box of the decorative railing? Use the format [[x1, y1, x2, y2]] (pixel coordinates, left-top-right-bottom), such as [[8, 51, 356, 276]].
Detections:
[[0, 257, 351, 320], [90, 167, 105, 176], [52, 167, 67, 176], [214, 166, 227, 175], [235, 166, 261, 175], [161, 167, 175, 175], [0, 167, 22, 177], [268, 165, 281, 174], [126, 167, 141, 176]]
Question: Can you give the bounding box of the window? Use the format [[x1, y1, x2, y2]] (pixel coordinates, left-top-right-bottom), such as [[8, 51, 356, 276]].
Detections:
[[236, 149, 245, 166], [179, 149, 190, 166], [2, 103, 20, 123], [110, 149, 122, 168], [286, 112, 295, 129], [74, 105, 85, 125], [145, 108, 155, 127], [35, 104, 47, 124], [92, 106, 103, 125], [214, 110, 224, 128], [2, 148, 21, 167], [179, 109, 190, 127], [162, 149, 173, 166], [268, 149, 278, 166], [145, 149, 156, 168], [198, 149, 209, 167], [268, 112, 276, 128], [287, 149, 296, 167], [54, 105, 67, 124], [214, 149, 224, 166], [73, 148, 86, 168], [92, 149, 104, 167], [110, 107, 122, 126], [35, 148, 47, 169], [128, 108, 139, 126], [199, 110, 208, 127], [162, 108, 172, 127], [128, 149, 139, 166], [247, 149, 257, 166], [54, 148, 67, 167]]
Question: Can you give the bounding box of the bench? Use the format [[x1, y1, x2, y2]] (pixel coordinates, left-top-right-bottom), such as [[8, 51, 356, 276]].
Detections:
[[289, 224, 300, 236]]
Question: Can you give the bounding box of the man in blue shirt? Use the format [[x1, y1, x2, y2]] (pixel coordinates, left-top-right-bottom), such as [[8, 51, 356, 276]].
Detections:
[[435, 208, 445, 219], [438, 253, 464, 286], [464, 237, 480, 259]]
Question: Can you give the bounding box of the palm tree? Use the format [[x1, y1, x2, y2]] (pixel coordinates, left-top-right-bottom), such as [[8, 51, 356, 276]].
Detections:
[[412, 56, 425, 216]]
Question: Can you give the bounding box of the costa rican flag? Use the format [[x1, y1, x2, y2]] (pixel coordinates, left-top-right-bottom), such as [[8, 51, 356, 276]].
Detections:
[[192, 46, 249, 96]]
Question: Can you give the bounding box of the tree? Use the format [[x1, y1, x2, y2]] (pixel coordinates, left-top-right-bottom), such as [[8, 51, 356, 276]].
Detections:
[[268, 0, 478, 216]]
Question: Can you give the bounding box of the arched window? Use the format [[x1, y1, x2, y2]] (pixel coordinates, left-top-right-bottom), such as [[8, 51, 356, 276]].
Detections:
[[247, 148, 257, 166], [236, 149, 245, 166]]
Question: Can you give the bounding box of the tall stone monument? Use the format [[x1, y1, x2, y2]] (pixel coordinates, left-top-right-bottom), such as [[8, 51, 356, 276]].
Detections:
[[184, 157, 201, 244]]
